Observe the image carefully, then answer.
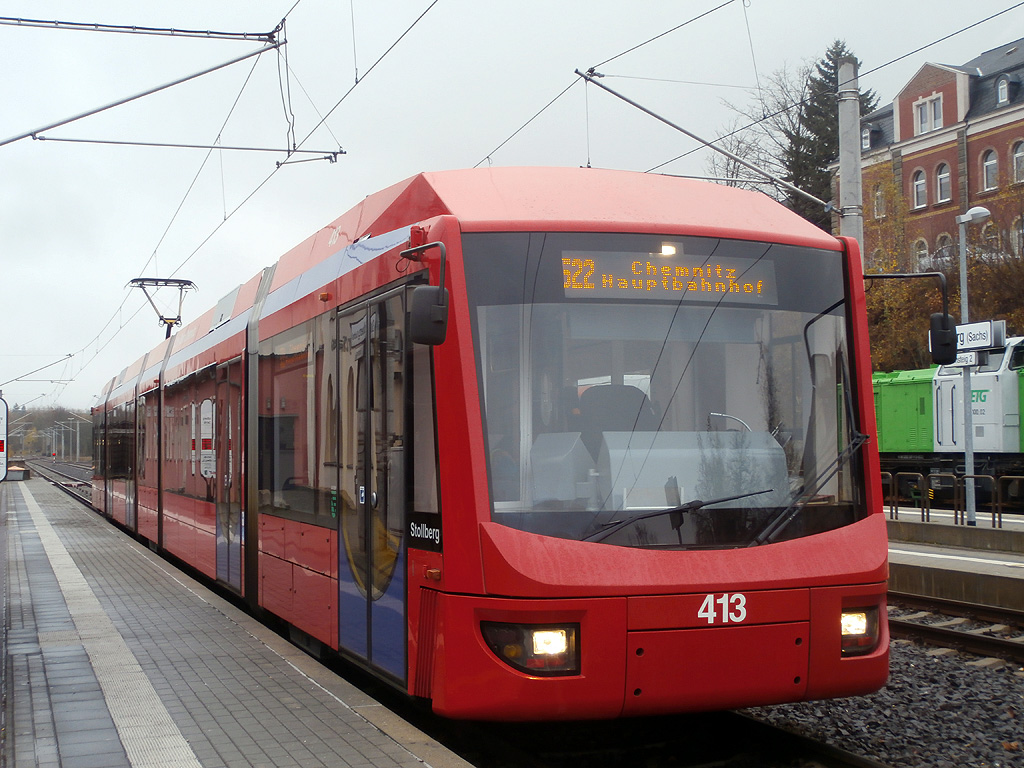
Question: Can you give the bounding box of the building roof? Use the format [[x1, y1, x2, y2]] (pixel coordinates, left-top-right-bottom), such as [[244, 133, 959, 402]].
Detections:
[[960, 37, 1024, 76], [861, 103, 895, 151], [862, 37, 1024, 152], [964, 37, 1024, 120]]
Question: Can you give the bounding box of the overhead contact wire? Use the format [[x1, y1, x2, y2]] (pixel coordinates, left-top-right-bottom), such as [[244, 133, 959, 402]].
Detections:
[[647, 2, 1024, 172], [591, 0, 737, 70], [476, 0, 738, 167]]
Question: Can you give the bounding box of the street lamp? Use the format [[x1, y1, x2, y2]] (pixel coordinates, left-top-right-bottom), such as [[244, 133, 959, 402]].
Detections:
[[955, 205, 991, 526]]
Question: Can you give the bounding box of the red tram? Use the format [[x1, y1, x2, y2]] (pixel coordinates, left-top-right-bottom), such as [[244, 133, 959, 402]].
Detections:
[[92, 167, 889, 720]]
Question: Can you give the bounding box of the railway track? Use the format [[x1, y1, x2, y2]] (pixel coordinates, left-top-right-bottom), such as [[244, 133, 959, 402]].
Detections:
[[21, 458, 92, 501], [404, 708, 898, 768], [888, 591, 1024, 664]]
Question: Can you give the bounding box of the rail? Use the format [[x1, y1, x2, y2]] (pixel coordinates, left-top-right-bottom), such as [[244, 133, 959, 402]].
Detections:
[[23, 458, 92, 502], [888, 591, 1024, 664]]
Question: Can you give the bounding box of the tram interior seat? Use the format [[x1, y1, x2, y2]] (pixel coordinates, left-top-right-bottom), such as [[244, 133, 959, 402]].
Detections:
[[578, 384, 659, 460], [529, 384, 660, 506], [529, 433, 594, 503]]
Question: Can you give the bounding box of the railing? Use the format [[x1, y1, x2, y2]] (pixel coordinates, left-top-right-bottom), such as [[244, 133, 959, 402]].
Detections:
[[959, 474, 997, 527], [996, 475, 1024, 529], [889, 472, 926, 521], [881, 470, 1016, 527]]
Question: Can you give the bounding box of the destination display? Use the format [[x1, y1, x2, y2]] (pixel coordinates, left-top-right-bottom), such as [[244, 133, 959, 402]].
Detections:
[[561, 249, 778, 304]]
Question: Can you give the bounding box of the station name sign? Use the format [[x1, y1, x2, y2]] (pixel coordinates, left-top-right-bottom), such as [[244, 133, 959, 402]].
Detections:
[[947, 351, 979, 368], [956, 320, 1006, 352]]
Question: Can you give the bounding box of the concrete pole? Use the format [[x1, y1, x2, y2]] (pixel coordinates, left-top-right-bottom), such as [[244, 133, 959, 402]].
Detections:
[[958, 218, 976, 525], [837, 58, 864, 262]]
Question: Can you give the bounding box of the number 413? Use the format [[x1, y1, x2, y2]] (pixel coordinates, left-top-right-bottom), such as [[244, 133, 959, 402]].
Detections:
[[698, 593, 747, 624]]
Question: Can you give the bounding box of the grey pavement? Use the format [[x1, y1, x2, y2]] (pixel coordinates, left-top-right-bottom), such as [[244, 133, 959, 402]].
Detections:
[[2, 478, 472, 768]]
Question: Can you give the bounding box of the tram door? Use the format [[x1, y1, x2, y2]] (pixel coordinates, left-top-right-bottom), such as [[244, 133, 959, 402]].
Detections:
[[215, 359, 243, 592], [336, 291, 407, 680], [124, 400, 137, 531]]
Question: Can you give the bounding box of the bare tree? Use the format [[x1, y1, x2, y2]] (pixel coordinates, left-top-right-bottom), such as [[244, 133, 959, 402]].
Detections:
[[704, 63, 812, 199]]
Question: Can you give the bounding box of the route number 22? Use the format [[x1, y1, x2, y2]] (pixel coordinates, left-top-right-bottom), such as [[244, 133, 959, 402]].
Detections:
[[698, 593, 747, 624]]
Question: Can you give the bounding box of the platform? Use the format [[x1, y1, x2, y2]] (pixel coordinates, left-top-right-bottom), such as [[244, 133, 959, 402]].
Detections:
[[1, 478, 471, 768], [888, 538, 1024, 611]]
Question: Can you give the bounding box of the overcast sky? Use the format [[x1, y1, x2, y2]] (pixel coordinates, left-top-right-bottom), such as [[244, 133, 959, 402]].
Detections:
[[2, 0, 1022, 410]]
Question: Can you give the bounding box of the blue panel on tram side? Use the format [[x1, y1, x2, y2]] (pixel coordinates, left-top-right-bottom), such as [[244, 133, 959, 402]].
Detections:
[[371, 543, 406, 680], [338, 569, 369, 659]]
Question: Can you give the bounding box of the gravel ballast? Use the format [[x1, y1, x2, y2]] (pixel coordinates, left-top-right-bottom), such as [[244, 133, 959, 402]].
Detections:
[[746, 640, 1024, 767]]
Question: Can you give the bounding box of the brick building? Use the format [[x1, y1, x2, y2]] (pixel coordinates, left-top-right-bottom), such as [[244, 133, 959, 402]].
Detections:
[[859, 37, 1024, 270]]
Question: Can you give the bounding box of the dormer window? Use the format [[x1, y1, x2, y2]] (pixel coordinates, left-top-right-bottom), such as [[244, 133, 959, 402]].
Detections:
[[917, 94, 937, 135], [914, 94, 943, 135], [997, 75, 1019, 106], [861, 123, 881, 151]]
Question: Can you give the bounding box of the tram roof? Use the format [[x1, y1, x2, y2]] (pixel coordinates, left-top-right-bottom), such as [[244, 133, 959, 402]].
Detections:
[[97, 167, 846, 407], [413, 166, 839, 248], [270, 166, 842, 292]]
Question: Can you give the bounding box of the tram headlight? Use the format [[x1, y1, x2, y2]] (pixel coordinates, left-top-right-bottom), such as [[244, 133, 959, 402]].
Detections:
[[840, 607, 879, 656], [481, 622, 580, 676], [532, 629, 568, 655]]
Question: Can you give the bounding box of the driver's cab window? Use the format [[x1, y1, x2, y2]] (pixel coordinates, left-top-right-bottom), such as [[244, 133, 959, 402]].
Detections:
[[1009, 343, 1024, 371]]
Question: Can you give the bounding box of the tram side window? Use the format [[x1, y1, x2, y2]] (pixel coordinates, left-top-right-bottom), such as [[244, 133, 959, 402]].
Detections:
[[138, 395, 147, 483], [258, 315, 337, 526], [162, 368, 217, 501], [107, 402, 134, 479], [163, 379, 189, 495], [481, 306, 522, 502], [93, 410, 105, 476], [141, 394, 159, 487], [412, 342, 439, 514]]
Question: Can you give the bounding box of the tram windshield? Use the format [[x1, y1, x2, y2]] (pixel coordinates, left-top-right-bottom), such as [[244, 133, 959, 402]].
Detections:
[[463, 232, 866, 549]]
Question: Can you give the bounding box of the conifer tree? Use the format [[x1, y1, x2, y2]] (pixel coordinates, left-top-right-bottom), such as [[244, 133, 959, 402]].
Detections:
[[709, 40, 878, 231], [784, 40, 878, 229]]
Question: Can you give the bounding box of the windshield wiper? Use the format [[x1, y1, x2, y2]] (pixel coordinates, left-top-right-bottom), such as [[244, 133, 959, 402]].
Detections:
[[746, 431, 869, 547], [583, 488, 774, 543]]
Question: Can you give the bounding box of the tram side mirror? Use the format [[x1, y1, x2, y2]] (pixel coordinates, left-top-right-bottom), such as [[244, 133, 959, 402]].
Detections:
[[929, 312, 957, 365], [409, 285, 449, 345]]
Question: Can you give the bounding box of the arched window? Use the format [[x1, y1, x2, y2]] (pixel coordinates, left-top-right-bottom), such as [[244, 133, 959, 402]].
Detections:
[[982, 221, 1001, 251], [1013, 141, 1024, 184], [912, 170, 927, 208], [936, 233, 954, 260], [999, 78, 1010, 105], [1012, 218, 1024, 256], [983, 150, 999, 190], [873, 184, 885, 218], [936, 163, 951, 203], [914, 239, 929, 267]]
